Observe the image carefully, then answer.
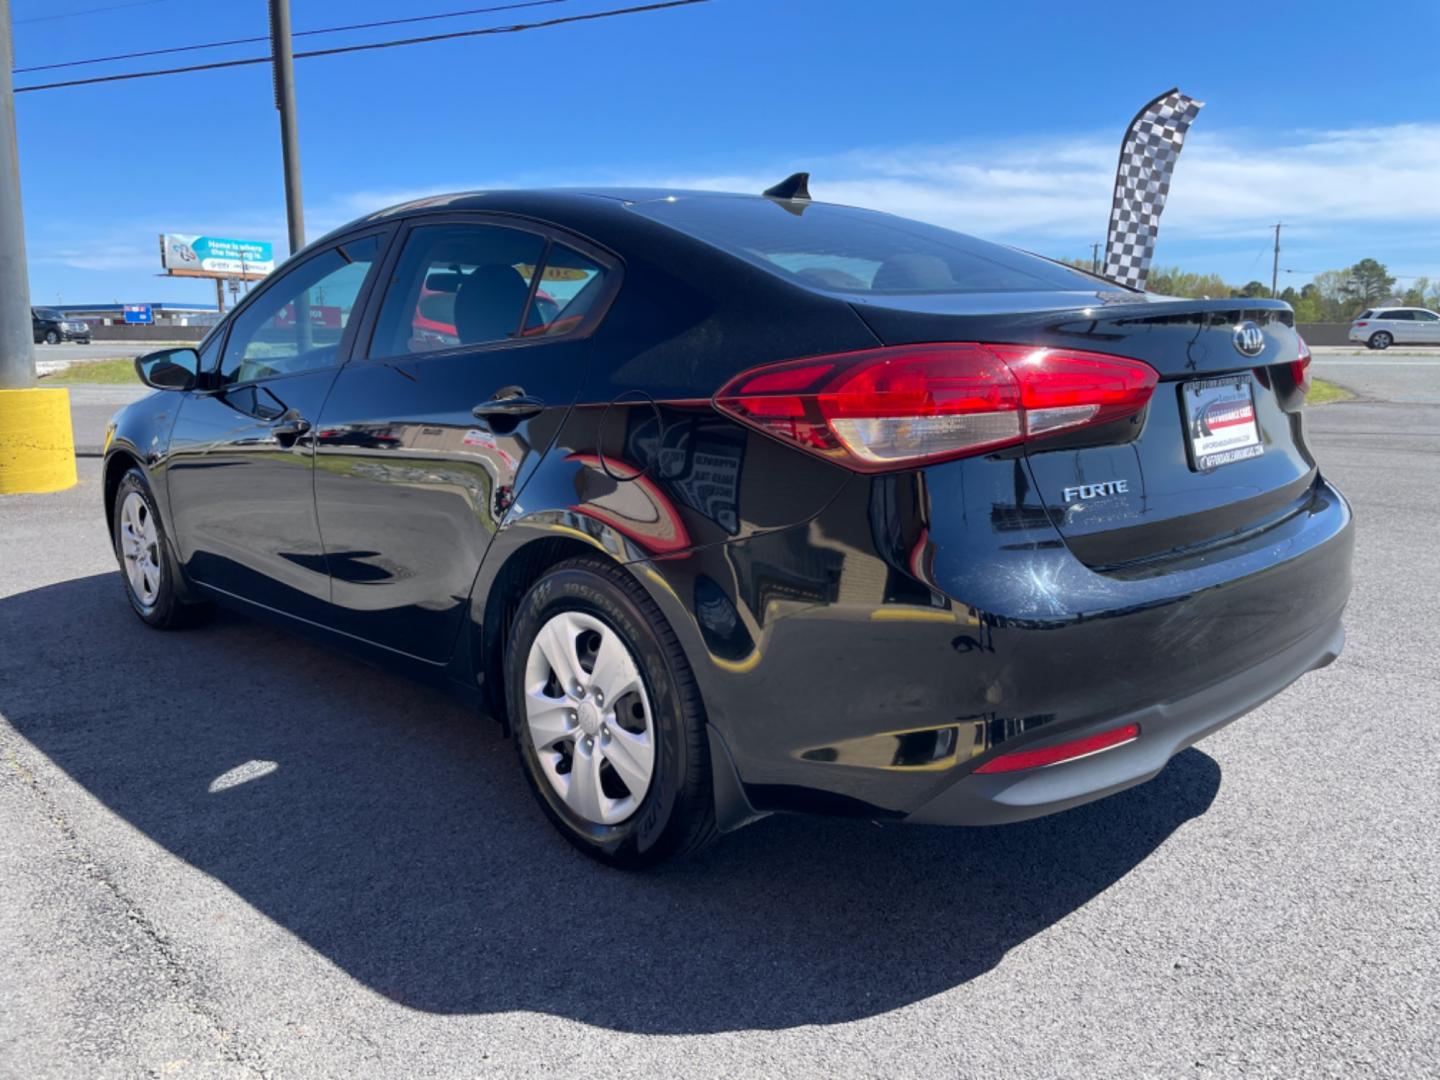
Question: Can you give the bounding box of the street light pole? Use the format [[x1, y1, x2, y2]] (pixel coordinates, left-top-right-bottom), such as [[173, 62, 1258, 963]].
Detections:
[[1271, 222, 1282, 299], [0, 0, 76, 493], [0, 0, 35, 391], [269, 0, 305, 255]]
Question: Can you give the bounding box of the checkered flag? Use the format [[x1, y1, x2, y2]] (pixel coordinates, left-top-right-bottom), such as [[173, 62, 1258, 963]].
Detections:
[[1102, 88, 1204, 290]]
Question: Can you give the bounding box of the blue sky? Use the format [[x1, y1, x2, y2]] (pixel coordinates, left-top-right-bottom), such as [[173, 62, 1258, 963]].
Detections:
[[13, 0, 1440, 306]]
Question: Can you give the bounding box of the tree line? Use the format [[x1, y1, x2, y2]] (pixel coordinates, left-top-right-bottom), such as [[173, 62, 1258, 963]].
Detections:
[[1061, 256, 1436, 323]]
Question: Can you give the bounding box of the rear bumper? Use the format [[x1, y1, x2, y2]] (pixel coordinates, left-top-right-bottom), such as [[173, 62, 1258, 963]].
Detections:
[[905, 613, 1343, 825], [635, 464, 1353, 826]]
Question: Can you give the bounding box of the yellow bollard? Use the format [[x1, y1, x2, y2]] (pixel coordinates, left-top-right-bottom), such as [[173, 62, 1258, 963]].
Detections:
[[0, 386, 78, 494]]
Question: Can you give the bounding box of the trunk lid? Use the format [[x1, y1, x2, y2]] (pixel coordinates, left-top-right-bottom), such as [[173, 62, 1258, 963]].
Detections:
[[850, 294, 1317, 570]]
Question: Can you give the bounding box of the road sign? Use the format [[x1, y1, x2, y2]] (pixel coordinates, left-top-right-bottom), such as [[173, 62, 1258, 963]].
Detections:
[[123, 304, 154, 325]]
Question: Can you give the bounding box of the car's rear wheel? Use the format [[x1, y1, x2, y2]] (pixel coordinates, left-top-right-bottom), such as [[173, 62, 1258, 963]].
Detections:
[[112, 468, 209, 629], [44, 330, 59, 345], [1368, 331, 1392, 350], [506, 556, 716, 868]]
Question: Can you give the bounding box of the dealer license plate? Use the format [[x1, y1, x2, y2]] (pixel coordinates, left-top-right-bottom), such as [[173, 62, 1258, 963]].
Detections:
[[1182, 375, 1263, 470]]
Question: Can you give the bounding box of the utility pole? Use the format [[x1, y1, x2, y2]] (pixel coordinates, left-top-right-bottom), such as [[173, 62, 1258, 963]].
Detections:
[[1091, 241, 1102, 274], [1271, 222, 1282, 299], [0, 0, 33, 391], [0, 0, 76, 493], [269, 0, 305, 255]]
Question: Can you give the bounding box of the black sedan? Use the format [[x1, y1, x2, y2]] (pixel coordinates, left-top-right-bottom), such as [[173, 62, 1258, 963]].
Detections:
[[103, 183, 1353, 867]]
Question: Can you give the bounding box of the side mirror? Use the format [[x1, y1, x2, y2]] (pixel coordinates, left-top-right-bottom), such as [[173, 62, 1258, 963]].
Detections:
[[135, 347, 200, 392]]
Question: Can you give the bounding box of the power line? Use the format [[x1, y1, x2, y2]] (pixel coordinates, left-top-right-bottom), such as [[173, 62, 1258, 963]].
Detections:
[[14, 0, 708, 93], [14, 0, 569, 74], [14, 0, 170, 25]]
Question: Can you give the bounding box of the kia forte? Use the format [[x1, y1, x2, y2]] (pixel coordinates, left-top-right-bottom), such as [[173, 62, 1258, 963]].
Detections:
[[103, 181, 1353, 866]]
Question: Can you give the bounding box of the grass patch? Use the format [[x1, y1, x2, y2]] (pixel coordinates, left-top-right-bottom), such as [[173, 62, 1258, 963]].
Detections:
[[1308, 377, 1354, 405], [43, 357, 140, 384]]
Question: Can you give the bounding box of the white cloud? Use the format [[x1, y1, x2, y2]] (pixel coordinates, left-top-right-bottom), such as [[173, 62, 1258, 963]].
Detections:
[[42, 122, 1439, 287], [297, 124, 1440, 290], [37, 244, 157, 272]]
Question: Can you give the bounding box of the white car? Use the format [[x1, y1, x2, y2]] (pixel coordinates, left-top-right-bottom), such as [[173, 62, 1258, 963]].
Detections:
[[1348, 307, 1440, 349]]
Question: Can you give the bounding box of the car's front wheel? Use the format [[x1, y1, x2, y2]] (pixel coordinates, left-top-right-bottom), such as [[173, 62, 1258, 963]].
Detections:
[[506, 556, 716, 868], [1368, 331, 1393, 350], [112, 468, 209, 629], [44, 330, 59, 345]]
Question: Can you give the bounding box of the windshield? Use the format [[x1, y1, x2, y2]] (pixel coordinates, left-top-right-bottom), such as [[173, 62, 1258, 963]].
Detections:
[[630, 195, 1104, 296], [35, 309, 63, 320]]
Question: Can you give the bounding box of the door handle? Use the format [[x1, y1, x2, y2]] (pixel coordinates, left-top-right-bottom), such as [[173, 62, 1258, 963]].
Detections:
[[271, 411, 312, 446], [472, 388, 545, 421]]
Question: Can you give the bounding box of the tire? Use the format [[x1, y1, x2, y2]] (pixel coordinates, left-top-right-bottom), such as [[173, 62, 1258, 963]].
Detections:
[[111, 468, 209, 630], [44, 330, 59, 345], [506, 556, 717, 868], [1368, 331, 1392, 350]]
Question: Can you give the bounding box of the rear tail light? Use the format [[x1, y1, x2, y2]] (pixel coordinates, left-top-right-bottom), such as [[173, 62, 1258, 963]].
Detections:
[[1353, 321, 1368, 327], [713, 344, 1158, 472], [973, 722, 1140, 774], [1291, 336, 1312, 395]]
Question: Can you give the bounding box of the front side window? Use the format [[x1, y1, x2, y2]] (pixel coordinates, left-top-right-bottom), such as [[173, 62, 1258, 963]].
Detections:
[[1410, 310, 1439, 322], [219, 234, 380, 385], [368, 223, 547, 358], [196, 327, 223, 374]]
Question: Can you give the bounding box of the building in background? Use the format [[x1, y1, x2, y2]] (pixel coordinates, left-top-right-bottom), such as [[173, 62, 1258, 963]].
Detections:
[[46, 302, 220, 328]]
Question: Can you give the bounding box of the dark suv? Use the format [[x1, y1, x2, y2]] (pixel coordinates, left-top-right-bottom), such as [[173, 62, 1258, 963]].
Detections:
[[32, 307, 91, 345]]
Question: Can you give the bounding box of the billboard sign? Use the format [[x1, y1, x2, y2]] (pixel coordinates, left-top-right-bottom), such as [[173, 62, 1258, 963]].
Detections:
[[159, 234, 274, 279], [122, 303, 154, 325]]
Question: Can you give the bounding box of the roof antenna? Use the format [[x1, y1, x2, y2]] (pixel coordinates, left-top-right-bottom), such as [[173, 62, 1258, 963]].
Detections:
[[763, 172, 810, 201]]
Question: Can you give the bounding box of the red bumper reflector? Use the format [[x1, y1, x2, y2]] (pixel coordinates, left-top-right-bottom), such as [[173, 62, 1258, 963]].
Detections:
[[973, 722, 1140, 774]]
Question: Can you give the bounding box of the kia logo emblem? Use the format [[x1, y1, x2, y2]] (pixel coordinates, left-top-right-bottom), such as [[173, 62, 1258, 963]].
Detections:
[[1232, 321, 1265, 358]]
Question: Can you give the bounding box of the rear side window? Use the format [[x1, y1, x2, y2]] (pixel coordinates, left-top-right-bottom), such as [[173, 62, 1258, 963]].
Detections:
[[1357, 310, 1373, 319], [368, 223, 546, 357], [524, 245, 608, 338], [1378, 310, 1412, 320], [368, 225, 610, 356], [629, 196, 1102, 295]]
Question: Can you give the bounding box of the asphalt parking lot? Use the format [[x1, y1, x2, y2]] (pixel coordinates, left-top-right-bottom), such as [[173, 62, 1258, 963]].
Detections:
[[2, 356, 1437, 1078]]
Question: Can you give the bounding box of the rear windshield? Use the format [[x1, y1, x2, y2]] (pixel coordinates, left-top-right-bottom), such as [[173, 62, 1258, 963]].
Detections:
[[629, 195, 1103, 295]]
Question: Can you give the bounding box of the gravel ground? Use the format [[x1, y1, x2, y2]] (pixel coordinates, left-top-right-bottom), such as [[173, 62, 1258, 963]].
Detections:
[[1, 363, 1437, 1079]]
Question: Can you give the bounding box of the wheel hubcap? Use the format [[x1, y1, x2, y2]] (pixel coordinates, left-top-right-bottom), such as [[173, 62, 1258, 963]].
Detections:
[[524, 611, 655, 826], [118, 491, 161, 607]]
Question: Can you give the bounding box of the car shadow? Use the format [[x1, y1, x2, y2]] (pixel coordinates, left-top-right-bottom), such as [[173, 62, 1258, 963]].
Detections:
[[0, 573, 1222, 1034]]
